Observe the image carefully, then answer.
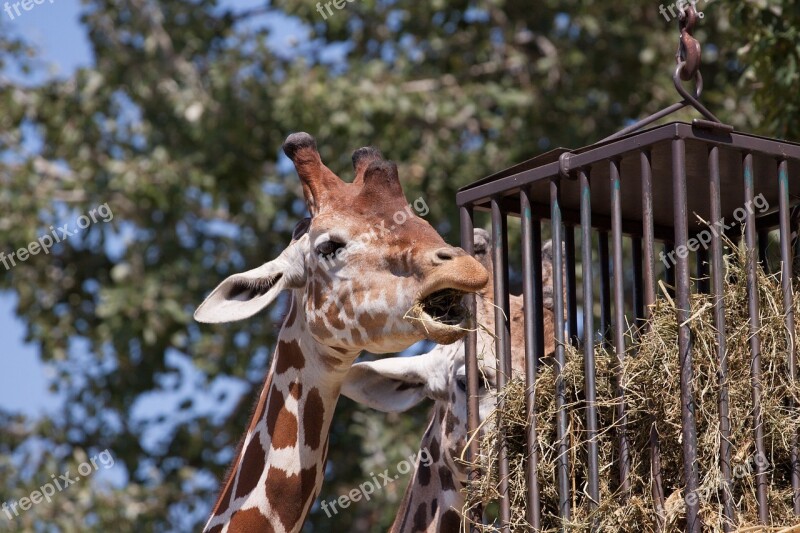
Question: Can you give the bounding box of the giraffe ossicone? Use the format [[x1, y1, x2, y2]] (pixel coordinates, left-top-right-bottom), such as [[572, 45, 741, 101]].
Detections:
[[195, 133, 489, 533], [342, 228, 557, 532]]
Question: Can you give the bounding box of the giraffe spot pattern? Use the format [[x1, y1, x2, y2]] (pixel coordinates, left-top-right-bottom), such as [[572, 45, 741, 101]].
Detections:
[[288, 382, 303, 400], [413, 502, 428, 532], [326, 304, 346, 330], [417, 460, 431, 486], [429, 437, 440, 463], [234, 434, 267, 499], [308, 313, 331, 338], [310, 278, 325, 308], [264, 465, 317, 532], [340, 293, 355, 321], [265, 386, 299, 449], [349, 327, 363, 345], [227, 507, 276, 533], [438, 465, 456, 492], [440, 509, 461, 532], [275, 340, 305, 374], [303, 387, 325, 450], [360, 310, 387, 332], [445, 410, 459, 435]]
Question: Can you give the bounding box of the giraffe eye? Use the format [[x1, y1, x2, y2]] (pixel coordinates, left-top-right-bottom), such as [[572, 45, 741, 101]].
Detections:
[[316, 240, 345, 259], [456, 376, 484, 393]]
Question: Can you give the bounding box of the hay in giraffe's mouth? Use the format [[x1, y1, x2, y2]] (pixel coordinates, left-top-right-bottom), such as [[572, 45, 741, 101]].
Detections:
[[406, 289, 471, 344], [419, 289, 468, 325]]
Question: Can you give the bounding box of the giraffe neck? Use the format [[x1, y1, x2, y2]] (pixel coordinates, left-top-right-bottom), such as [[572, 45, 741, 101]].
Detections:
[[390, 412, 465, 533], [205, 296, 358, 533]]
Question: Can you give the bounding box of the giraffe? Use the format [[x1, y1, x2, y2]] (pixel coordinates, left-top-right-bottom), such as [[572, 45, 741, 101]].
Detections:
[[341, 228, 557, 532], [194, 133, 489, 533]]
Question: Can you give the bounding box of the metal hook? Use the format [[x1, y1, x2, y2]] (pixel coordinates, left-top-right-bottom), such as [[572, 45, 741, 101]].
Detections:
[[677, 4, 701, 81]]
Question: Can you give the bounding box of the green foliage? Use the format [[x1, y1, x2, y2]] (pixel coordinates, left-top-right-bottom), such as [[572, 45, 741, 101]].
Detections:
[[0, 0, 794, 530], [731, 0, 800, 139]]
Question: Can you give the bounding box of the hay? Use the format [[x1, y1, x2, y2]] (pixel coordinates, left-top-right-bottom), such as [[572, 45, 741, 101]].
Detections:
[[463, 239, 800, 532], [405, 289, 471, 330]]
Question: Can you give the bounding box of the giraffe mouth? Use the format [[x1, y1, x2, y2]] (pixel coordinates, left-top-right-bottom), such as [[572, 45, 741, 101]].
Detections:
[[406, 289, 470, 344]]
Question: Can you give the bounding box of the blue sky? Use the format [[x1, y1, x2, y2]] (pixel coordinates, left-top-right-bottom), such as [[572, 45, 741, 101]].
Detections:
[[1, 0, 92, 417], [0, 0, 310, 418]]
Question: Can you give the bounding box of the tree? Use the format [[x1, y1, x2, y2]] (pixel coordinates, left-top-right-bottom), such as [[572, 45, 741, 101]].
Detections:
[[0, 1, 795, 530]]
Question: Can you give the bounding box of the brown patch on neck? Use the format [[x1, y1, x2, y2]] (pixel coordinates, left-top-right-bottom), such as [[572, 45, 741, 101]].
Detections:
[[445, 410, 459, 435], [266, 385, 299, 449], [310, 278, 324, 308], [303, 387, 325, 450], [234, 435, 267, 499], [275, 339, 305, 374], [438, 465, 457, 492], [429, 436, 440, 463], [264, 465, 318, 531], [210, 369, 273, 520], [413, 503, 429, 531], [440, 509, 461, 532], [228, 508, 276, 532], [288, 382, 303, 400]]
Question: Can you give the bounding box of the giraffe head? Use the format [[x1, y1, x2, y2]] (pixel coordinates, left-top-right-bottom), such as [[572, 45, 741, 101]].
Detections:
[[342, 229, 557, 484], [195, 133, 489, 352]]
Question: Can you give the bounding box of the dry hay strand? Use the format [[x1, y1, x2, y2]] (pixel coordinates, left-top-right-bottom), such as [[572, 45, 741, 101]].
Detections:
[[463, 240, 800, 532]]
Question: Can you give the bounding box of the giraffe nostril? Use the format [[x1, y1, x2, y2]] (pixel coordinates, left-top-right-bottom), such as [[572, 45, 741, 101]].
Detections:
[[434, 247, 457, 263]]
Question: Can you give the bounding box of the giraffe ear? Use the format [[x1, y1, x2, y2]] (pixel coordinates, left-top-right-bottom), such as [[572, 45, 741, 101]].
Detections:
[[341, 348, 455, 413], [194, 234, 308, 323], [473, 228, 492, 271]]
